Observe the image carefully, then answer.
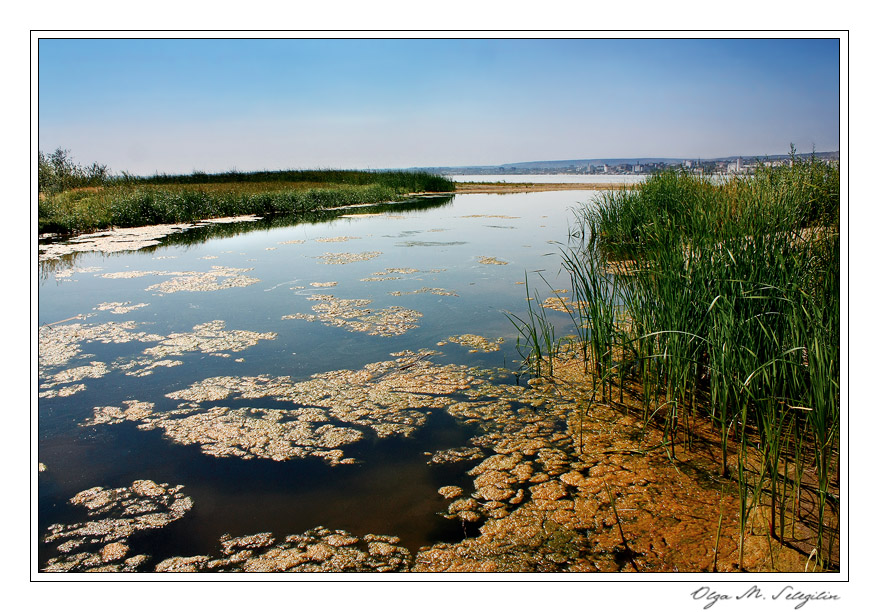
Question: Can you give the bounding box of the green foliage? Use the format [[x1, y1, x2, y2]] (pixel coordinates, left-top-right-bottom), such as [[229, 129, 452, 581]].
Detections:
[[38, 148, 110, 194], [515, 161, 840, 568], [37, 155, 454, 234], [114, 167, 455, 193]]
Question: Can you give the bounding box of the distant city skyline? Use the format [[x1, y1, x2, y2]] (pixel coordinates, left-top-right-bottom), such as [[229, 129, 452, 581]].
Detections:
[[37, 37, 842, 175]]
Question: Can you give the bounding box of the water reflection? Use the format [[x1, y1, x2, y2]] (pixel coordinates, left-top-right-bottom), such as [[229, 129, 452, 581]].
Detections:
[[37, 189, 600, 571], [38, 195, 455, 281]]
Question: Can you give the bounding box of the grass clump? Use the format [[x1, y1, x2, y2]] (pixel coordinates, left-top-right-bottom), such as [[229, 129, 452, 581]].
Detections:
[[514, 152, 840, 570]]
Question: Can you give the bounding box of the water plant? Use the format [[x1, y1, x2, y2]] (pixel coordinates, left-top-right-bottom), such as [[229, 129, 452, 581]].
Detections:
[[512, 156, 840, 570]]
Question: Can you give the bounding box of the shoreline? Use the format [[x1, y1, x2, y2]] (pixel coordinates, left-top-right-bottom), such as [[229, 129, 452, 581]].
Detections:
[[453, 182, 635, 194]]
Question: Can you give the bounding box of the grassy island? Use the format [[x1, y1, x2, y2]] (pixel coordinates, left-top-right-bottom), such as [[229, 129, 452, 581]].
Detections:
[[37, 150, 455, 234]]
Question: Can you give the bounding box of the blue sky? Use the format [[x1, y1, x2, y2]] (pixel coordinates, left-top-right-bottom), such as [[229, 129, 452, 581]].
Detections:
[[38, 38, 841, 174]]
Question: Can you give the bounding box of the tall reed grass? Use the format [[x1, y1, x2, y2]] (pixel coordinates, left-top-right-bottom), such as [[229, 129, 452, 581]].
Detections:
[[514, 156, 840, 569]]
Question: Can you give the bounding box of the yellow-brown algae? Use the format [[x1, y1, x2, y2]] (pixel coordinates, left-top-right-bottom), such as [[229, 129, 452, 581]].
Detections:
[[154, 556, 211, 572], [460, 215, 520, 219], [540, 296, 587, 313], [220, 532, 275, 554], [144, 266, 260, 293], [389, 287, 458, 297], [278, 239, 305, 244], [100, 542, 129, 563], [101, 270, 175, 279], [315, 251, 382, 265], [43, 480, 192, 571], [529, 480, 568, 501], [360, 275, 403, 282], [38, 321, 164, 370], [315, 236, 360, 243], [468, 452, 524, 475], [120, 359, 184, 378], [83, 400, 156, 427], [477, 256, 508, 265], [39, 224, 196, 262], [455, 511, 481, 523], [283, 294, 422, 336], [449, 496, 480, 514], [134, 406, 364, 465], [153, 527, 412, 572], [309, 281, 338, 287], [442, 334, 504, 352], [426, 446, 486, 464], [142, 321, 277, 359], [149, 353, 483, 461], [437, 486, 463, 499], [53, 265, 104, 280], [560, 470, 589, 488], [42, 361, 109, 388], [94, 301, 149, 314], [39, 384, 87, 399]]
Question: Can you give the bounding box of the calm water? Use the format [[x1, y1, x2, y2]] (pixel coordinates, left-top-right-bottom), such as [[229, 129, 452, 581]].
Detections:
[[449, 174, 648, 184], [37, 190, 599, 569]]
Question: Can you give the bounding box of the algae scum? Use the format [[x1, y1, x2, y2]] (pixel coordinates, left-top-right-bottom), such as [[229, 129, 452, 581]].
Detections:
[[38, 192, 594, 572]]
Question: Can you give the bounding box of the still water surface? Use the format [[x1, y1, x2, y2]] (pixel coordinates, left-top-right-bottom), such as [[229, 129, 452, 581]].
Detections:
[[450, 174, 647, 184], [37, 189, 599, 569]]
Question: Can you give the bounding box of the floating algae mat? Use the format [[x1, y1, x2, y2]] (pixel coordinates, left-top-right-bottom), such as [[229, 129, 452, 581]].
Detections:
[[38, 191, 602, 572]]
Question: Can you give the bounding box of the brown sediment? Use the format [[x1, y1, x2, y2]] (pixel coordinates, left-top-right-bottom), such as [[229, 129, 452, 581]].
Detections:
[[411, 352, 838, 572]]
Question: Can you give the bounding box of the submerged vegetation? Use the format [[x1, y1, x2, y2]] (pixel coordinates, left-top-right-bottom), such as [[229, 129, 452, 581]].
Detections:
[[37, 149, 455, 234], [512, 154, 841, 570]]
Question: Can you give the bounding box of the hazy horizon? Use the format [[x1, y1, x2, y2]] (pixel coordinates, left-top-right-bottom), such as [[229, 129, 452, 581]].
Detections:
[[37, 38, 841, 175]]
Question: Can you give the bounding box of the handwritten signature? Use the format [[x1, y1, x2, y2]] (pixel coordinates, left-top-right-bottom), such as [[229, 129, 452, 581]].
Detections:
[[690, 585, 840, 609]]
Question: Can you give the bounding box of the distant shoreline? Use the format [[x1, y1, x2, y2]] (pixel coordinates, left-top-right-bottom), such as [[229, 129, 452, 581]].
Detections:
[[450, 182, 634, 194]]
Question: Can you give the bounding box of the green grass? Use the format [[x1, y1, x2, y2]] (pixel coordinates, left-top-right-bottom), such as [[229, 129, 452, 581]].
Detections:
[[513, 155, 840, 569], [38, 169, 455, 234]]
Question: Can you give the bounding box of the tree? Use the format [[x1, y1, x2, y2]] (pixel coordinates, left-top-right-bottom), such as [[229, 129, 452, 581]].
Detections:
[[38, 148, 110, 194]]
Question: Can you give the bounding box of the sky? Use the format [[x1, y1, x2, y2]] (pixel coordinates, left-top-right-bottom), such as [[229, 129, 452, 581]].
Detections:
[[37, 37, 841, 175]]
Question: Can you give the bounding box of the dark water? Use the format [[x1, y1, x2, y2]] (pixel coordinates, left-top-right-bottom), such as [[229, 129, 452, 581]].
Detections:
[[37, 190, 599, 568]]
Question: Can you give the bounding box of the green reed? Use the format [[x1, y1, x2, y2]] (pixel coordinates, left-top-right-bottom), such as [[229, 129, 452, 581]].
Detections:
[[513, 158, 840, 570]]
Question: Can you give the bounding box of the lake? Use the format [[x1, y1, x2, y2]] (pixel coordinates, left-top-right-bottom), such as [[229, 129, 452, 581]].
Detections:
[[37, 188, 603, 571], [449, 174, 648, 184]]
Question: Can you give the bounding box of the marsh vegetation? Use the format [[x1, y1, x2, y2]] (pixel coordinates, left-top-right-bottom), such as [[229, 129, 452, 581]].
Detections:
[[38, 149, 455, 234], [512, 155, 840, 569]]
